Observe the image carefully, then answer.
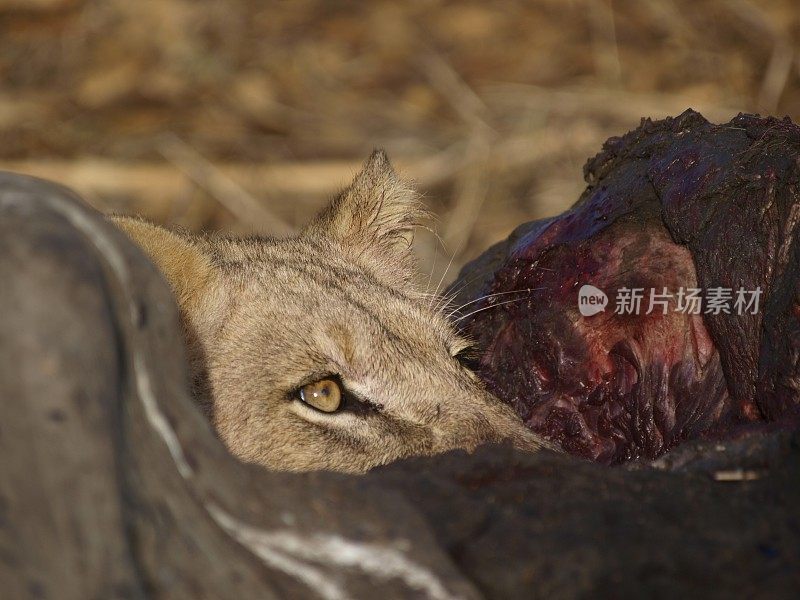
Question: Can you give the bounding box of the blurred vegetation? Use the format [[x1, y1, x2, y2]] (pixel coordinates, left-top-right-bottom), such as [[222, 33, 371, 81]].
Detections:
[[1, 0, 798, 281]]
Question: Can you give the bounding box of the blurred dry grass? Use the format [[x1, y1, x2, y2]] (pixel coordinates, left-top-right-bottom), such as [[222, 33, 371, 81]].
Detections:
[[1, 0, 799, 283]]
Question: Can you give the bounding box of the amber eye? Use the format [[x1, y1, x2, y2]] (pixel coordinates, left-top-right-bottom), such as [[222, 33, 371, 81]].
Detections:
[[299, 379, 342, 413]]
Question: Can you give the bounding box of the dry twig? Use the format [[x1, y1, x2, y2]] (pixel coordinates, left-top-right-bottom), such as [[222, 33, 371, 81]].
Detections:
[[158, 134, 295, 236]]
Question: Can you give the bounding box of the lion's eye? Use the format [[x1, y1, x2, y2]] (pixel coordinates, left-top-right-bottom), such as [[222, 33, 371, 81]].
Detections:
[[299, 378, 342, 413]]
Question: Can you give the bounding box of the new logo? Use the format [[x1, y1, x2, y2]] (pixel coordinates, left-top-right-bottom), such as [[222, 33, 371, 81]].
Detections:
[[578, 284, 608, 316]]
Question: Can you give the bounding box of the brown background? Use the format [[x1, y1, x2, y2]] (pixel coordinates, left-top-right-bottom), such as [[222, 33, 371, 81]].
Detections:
[[1, 0, 798, 283]]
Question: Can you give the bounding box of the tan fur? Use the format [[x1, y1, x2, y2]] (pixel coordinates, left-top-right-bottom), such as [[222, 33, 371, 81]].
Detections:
[[111, 150, 548, 473], [112, 218, 219, 313]]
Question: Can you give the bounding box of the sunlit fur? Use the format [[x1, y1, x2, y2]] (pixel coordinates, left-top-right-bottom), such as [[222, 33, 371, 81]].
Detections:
[[112, 150, 547, 473]]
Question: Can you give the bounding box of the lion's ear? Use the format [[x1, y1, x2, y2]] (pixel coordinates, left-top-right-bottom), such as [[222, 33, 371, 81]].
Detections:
[[111, 216, 219, 319], [303, 150, 427, 283]]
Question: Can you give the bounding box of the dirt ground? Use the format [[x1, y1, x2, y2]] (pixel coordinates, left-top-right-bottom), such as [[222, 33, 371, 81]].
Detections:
[[1, 0, 798, 283]]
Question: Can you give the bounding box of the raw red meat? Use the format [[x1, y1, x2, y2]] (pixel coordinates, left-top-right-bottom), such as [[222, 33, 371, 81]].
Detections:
[[450, 110, 800, 463]]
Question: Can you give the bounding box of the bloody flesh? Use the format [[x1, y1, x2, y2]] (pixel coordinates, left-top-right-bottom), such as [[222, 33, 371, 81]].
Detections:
[[451, 110, 800, 463]]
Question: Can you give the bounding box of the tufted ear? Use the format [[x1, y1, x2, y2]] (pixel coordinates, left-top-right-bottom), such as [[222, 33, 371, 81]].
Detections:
[[110, 216, 220, 322], [303, 150, 427, 284]]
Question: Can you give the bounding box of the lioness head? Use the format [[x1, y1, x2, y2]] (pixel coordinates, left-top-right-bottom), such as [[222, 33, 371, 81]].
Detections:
[[113, 150, 546, 472]]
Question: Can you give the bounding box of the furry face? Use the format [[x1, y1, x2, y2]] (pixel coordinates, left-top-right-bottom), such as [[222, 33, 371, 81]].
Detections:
[[113, 150, 546, 472]]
